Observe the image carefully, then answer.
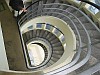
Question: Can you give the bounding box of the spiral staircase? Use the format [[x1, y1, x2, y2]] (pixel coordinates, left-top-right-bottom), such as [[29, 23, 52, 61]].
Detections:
[[0, 0, 100, 75]]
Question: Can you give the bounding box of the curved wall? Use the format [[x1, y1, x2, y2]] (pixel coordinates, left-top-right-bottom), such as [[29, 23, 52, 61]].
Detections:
[[21, 16, 76, 73]]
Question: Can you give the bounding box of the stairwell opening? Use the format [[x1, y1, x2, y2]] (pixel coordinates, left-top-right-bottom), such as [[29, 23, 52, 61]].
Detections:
[[27, 43, 45, 66]]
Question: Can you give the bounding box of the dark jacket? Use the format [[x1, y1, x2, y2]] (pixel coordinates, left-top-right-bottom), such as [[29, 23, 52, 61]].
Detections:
[[9, 0, 24, 11]]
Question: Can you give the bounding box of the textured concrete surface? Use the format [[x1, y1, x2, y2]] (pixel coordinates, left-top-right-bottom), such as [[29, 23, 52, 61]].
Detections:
[[0, 0, 27, 71]]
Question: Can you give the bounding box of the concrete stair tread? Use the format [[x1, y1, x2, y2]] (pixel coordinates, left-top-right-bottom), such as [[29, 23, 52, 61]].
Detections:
[[75, 49, 99, 74], [66, 6, 76, 12]]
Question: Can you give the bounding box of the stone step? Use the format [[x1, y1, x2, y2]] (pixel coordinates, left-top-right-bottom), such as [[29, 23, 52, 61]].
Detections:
[[78, 63, 100, 75], [75, 49, 99, 74], [71, 22, 97, 30]]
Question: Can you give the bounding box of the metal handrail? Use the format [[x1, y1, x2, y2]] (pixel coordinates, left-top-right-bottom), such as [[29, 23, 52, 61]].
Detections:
[[17, 2, 100, 75], [17, 1, 43, 70], [21, 0, 43, 14], [18, 1, 90, 68], [19, 0, 43, 25], [20, 2, 100, 32], [18, 6, 83, 73], [44, 3, 100, 33], [40, 8, 91, 75], [18, 6, 38, 25], [19, 10, 82, 71], [40, 5, 90, 75], [26, 0, 43, 10], [41, 11, 83, 75], [79, 0, 100, 10]]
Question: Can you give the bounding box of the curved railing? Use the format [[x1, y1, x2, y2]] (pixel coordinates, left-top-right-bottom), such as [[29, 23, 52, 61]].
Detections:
[[42, 3, 91, 75], [17, 1, 100, 75], [79, 0, 100, 10], [22, 23, 66, 69]]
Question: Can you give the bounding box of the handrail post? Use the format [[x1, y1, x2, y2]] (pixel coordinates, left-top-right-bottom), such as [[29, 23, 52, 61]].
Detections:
[[38, 0, 43, 16]]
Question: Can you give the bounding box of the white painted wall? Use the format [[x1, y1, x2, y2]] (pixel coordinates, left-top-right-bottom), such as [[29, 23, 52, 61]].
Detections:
[[0, 22, 9, 70]]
